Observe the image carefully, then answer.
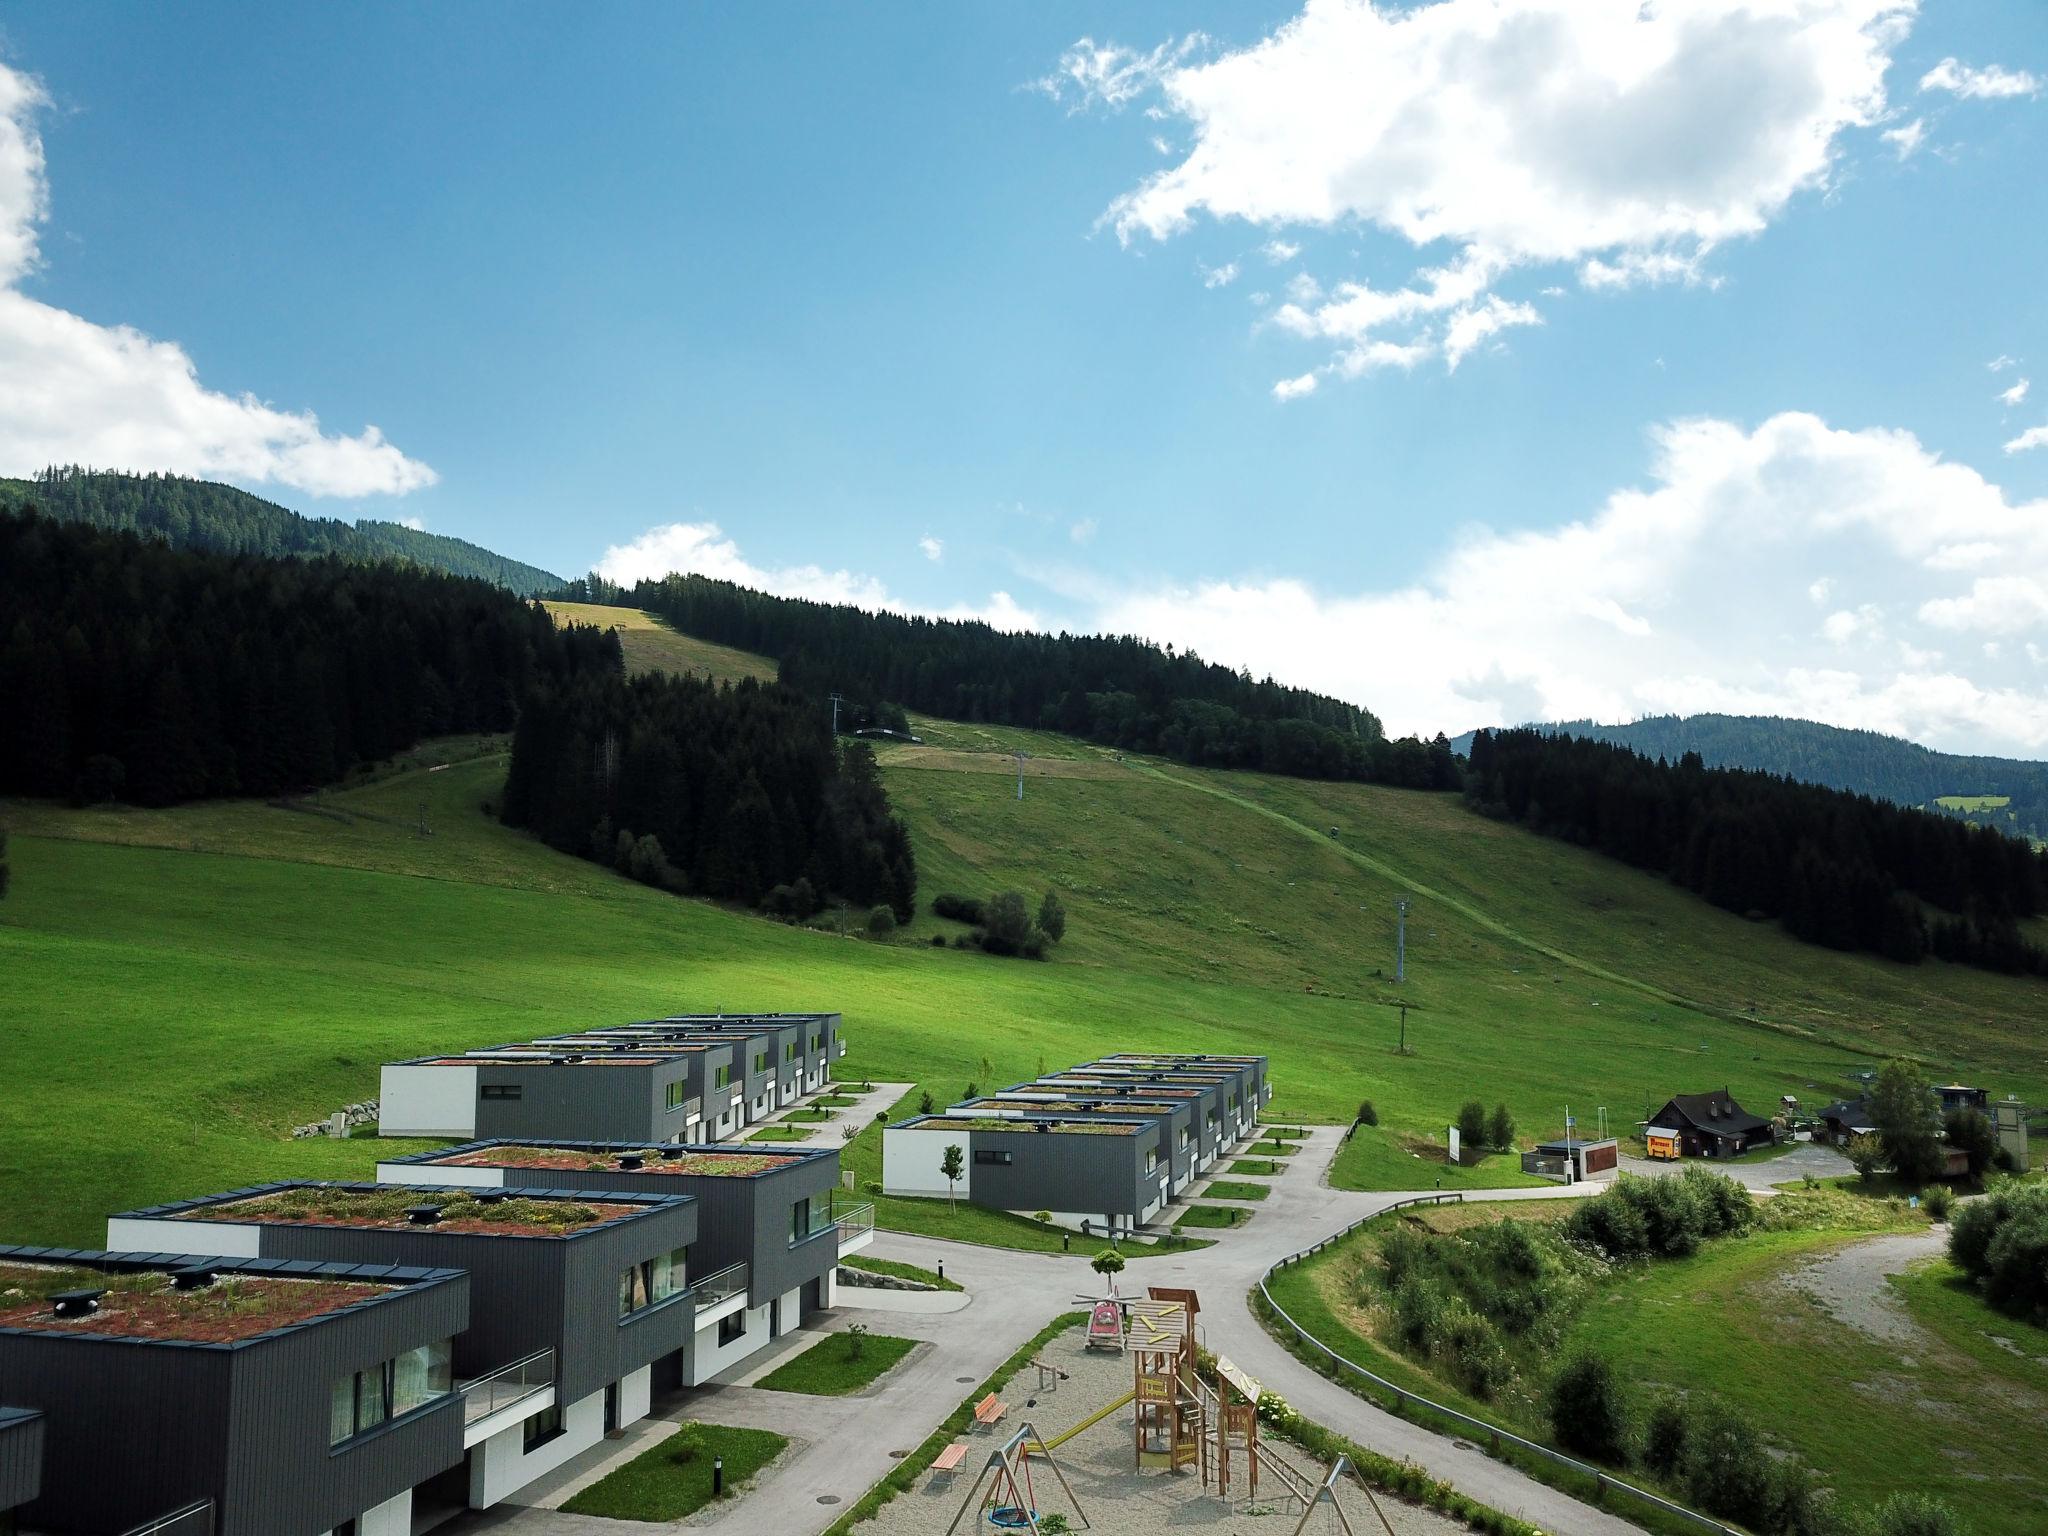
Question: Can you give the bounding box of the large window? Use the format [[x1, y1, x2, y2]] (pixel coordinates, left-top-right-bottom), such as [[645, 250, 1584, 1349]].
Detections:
[[753, 1050, 769, 1074], [785, 1041, 799, 1063], [665, 1080, 688, 1111], [619, 1247, 688, 1317], [718, 1311, 747, 1345], [790, 1197, 812, 1243], [329, 1339, 452, 1446], [523, 1403, 563, 1453], [714, 1064, 732, 1089]]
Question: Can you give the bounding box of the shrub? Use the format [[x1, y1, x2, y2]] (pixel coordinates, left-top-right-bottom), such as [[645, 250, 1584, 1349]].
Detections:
[[1920, 1185, 1952, 1220], [1487, 1102, 1515, 1151], [1943, 1107, 1996, 1180], [669, 1426, 707, 1465], [1456, 1100, 1488, 1157], [980, 890, 1034, 955], [1430, 1296, 1514, 1400], [1037, 889, 1067, 943], [1640, 1393, 1688, 1479], [1676, 1398, 1773, 1526], [865, 905, 896, 937], [1355, 1099, 1379, 1128], [1546, 1354, 1630, 1465], [918, 1091, 934, 1115], [929, 933, 946, 946], [931, 893, 983, 924], [862, 1179, 882, 1195], [1866, 1493, 1964, 1536], [1845, 1132, 1887, 1181], [1565, 1170, 1751, 1260], [1983, 1208, 2048, 1319]]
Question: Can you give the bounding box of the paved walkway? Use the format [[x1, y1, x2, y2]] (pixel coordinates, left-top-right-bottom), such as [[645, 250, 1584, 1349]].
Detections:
[[460, 1127, 1651, 1535]]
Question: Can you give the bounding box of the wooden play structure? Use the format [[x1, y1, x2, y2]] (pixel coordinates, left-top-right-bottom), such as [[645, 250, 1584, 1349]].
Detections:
[[942, 1421, 1090, 1534]]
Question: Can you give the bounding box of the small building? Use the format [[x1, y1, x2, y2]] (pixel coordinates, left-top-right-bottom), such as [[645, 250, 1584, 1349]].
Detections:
[[0, 1245, 468, 1536], [1818, 1097, 1876, 1146], [1649, 1089, 1774, 1158], [1992, 1099, 2031, 1173], [377, 1139, 863, 1385], [108, 1181, 697, 1519], [1936, 1083, 1989, 1116], [1521, 1138, 1621, 1183]]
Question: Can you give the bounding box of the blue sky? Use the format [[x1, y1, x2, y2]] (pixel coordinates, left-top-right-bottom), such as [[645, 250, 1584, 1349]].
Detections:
[[2, 2, 2045, 752]]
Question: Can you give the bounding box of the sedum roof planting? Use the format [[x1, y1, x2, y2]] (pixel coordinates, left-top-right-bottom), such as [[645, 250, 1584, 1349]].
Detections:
[[0, 1262, 391, 1343]]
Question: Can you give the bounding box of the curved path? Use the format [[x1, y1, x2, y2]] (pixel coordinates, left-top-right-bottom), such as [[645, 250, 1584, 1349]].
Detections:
[[470, 1127, 1642, 1534]]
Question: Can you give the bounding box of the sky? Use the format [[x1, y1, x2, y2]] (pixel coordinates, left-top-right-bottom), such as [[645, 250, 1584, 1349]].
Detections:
[[2, 2, 2046, 754]]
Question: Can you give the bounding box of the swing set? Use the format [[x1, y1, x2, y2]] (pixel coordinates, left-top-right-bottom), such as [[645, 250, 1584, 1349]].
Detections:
[[941, 1421, 1090, 1535]]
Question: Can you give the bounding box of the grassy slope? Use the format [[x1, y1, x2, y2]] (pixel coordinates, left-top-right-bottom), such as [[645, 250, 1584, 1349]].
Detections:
[[2, 613, 2044, 1243], [544, 602, 778, 685]]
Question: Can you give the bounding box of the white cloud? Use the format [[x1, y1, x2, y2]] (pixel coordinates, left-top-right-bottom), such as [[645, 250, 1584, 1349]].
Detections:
[[1442, 295, 1542, 371], [919, 535, 944, 562], [0, 61, 434, 498], [1919, 57, 2042, 100], [1261, 239, 1300, 264], [1989, 354, 2018, 372], [1998, 378, 2030, 407], [1062, 0, 1914, 388], [2006, 424, 2048, 454], [1083, 412, 2048, 754], [1271, 371, 1319, 401], [397, 514, 427, 532], [1033, 34, 1206, 113], [1200, 260, 1240, 288], [1069, 517, 1098, 545], [1880, 118, 1926, 159]]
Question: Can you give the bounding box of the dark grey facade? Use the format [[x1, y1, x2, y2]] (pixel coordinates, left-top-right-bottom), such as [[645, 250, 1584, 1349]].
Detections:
[[108, 1183, 697, 1406], [469, 1055, 702, 1145], [0, 1248, 466, 1536], [376, 1142, 844, 1311], [0, 1406, 42, 1518]]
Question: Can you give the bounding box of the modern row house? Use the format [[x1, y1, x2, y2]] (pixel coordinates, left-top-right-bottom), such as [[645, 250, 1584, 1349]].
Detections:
[[0, 1245, 469, 1536], [106, 1182, 699, 1525], [378, 1013, 844, 1144], [881, 1052, 1271, 1238], [376, 1140, 869, 1386]]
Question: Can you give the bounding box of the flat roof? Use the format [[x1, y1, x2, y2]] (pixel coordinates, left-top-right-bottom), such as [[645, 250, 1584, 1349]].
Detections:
[[0, 1249, 457, 1345], [133, 1183, 682, 1237], [904, 1114, 1144, 1137], [425, 1143, 811, 1178]]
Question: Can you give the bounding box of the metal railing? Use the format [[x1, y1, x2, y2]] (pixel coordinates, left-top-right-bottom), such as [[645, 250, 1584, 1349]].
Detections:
[[833, 1200, 875, 1246], [693, 1260, 748, 1306], [1256, 1194, 1743, 1536], [122, 1502, 213, 1536], [459, 1346, 554, 1425]]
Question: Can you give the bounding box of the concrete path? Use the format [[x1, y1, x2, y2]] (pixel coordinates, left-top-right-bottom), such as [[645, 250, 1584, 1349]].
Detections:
[[454, 1128, 1655, 1535]]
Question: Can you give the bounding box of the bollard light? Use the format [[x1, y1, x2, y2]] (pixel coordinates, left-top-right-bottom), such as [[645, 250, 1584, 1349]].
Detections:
[[713, 1455, 724, 1497], [937, 1260, 945, 1282]]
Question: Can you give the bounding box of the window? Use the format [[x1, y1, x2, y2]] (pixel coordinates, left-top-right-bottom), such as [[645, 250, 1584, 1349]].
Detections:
[[785, 1041, 799, 1063], [666, 1080, 688, 1111], [718, 1311, 747, 1345], [790, 1197, 812, 1242], [480, 1084, 522, 1101], [330, 1339, 452, 1446], [753, 1050, 769, 1074], [714, 1064, 732, 1090], [810, 1033, 821, 1054], [973, 1149, 1012, 1166], [523, 1403, 564, 1453], [619, 1247, 688, 1317], [1146, 1150, 1160, 1173]]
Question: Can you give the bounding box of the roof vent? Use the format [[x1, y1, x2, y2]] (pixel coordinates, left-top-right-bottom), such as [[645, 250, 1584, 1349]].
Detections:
[[660, 1145, 687, 1159], [618, 1152, 646, 1171], [405, 1203, 445, 1226], [170, 1265, 217, 1291], [50, 1288, 104, 1318], [474, 1190, 508, 1205], [1034, 1121, 1052, 1133]]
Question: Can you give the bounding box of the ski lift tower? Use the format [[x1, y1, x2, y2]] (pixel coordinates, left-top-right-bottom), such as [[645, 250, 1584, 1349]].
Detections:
[[1014, 750, 1031, 802]]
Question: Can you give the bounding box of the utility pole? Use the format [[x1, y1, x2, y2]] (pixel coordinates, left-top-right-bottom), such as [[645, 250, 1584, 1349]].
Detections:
[[829, 692, 843, 736], [1398, 1003, 1407, 1055], [1014, 750, 1030, 801], [1394, 898, 1410, 984]]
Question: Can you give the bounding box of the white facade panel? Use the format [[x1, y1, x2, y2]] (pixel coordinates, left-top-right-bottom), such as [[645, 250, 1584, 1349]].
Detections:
[[106, 1216, 261, 1257], [471, 1387, 605, 1507], [882, 1128, 970, 1197], [378, 1063, 479, 1138]]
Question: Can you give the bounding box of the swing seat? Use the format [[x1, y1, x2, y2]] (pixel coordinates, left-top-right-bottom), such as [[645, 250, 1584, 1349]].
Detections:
[[987, 1507, 1036, 1528]]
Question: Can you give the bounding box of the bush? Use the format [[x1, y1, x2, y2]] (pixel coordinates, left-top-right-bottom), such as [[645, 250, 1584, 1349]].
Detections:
[[1456, 1100, 1487, 1157], [1675, 1398, 1773, 1527], [1845, 1132, 1887, 1181], [1355, 1099, 1379, 1128], [669, 1426, 707, 1465], [762, 878, 820, 919], [932, 892, 983, 924], [1640, 1393, 1688, 1479], [1920, 1185, 1952, 1220], [1546, 1354, 1630, 1465], [1487, 1102, 1515, 1151], [1866, 1493, 1964, 1536], [866, 905, 896, 937], [1565, 1170, 1752, 1260], [1037, 889, 1067, 943], [918, 1091, 934, 1115], [1943, 1107, 1996, 1180], [979, 890, 1034, 956], [1950, 1182, 2048, 1320], [929, 933, 946, 946]]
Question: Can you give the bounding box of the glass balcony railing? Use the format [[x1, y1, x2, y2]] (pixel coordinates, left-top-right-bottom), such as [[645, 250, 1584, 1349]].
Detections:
[[833, 1201, 875, 1247], [123, 1503, 213, 1536], [692, 1261, 748, 1306], [459, 1347, 554, 1425], [792, 1207, 840, 1244]]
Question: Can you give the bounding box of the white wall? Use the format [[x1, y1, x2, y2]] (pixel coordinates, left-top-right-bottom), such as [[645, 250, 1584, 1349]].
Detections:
[[378, 1063, 478, 1138], [687, 1300, 773, 1384], [618, 1363, 651, 1424], [355, 1488, 411, 1536], [471, 1387, 605, 1507], [107, 1216, 260, 1257], [377, 1162, 503, 1190], [882, 1128, 970, 1197]]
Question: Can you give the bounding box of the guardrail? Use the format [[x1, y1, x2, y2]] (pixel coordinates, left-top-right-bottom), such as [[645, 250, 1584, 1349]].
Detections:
[[1257, 1193, 1742, 1536], [460, 1347, 554, 1425], [693, 1261, 748, 1306], [833, 1200, 875, 1246], [122, 1502, 213, 1536]]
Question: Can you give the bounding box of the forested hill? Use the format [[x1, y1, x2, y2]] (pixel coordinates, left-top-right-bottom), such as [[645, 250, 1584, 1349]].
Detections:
[[1451, 713, 2048, 842], [552, 572, 1461, 787], [6, 468, 562, 595]]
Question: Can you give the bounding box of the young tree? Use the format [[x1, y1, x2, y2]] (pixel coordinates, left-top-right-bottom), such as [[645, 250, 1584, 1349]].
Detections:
[[1943, 1107, 1997, 1180], [866, 905, 896, 937], [980, 890, 1033, 955], [1871, 1059, 1943, 1184], [918, 1090, 935, 1115], [1456, 1100, 1488, 1160], [1845, 1132, 1887, 1182], [1546, 1353, 1631, 1465], [1355, 1099, 1379, 1128], [1090, 1247, 1125, 1296], [939, 1144, 964, 1211], [1037, 889, 1067, 943], [1487, 1102, 1516, 1151]]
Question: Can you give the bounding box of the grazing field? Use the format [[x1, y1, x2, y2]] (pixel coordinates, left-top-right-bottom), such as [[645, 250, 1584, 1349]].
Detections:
[[1266, 1193, 2048, 1536], [1934, 794, 2011, 812], [2, 617, 2045, 1246], [544, 600, 778, 685]]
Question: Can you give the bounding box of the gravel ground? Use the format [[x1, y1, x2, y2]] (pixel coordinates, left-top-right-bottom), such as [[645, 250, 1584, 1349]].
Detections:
[[1781, 1228, 1945, 1347], [862, 1325, 1468, 1536]]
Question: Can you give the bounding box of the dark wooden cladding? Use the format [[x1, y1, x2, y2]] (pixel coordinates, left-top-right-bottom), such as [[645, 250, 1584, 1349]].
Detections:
[[0, 1407, 43, 1512]]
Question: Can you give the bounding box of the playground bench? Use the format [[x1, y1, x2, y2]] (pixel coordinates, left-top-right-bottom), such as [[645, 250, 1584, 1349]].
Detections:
[[973, 1392, 1009, 1430], [929, 1442, 968, 1483]]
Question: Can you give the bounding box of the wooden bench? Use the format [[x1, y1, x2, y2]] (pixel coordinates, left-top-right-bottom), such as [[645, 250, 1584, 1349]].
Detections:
[[929, 1442, 968, 1484], [972, 1393, 1008, 1430]]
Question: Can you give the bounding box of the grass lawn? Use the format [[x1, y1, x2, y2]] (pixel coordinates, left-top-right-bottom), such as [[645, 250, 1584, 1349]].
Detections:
[[559, 1422, 787, 1520], [1244, 1139, 1300, 1158], [813, 1093, 859, 1107], [545, 602, 779, 686], [1264, 1192, 2045, 1536], [746, 1124, 816, 1143], [754, 1330, 918, 1395], [1229, 1159, 1282, 1176], [840, 1255, 962, 1292], [782, 1107, 836, 1124], [1175, 1203, 1249, 1229], [1328, 1126, 1550, 1193], [1200, 1179, 1271, 1202]]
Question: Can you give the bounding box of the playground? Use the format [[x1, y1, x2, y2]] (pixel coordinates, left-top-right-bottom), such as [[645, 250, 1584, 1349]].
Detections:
[[864, 1306, 1470, 1536]]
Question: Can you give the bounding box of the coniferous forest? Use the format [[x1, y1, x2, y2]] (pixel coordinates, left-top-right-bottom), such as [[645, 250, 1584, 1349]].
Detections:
[[500, 672, 916, 918], [0, 512, 618, 806], [1466, 728, 2048, 976], [552, 571, 1462, 788]]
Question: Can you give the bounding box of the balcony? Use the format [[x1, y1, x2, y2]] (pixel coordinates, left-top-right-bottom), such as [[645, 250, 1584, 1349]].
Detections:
[[692, 1260, 748, 1308], [791, 1206, 840, 1247], [833, 1200, 875, 1257], [460, 1347, 554, 1434], [123, 1504, 213, 1536]]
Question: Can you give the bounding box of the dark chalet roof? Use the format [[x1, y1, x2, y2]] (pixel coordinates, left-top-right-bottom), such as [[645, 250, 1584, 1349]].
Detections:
[[1661, 1089, 1771, 1139]]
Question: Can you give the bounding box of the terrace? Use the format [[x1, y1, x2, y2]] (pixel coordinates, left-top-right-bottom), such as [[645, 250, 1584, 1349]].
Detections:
[[178, 1187, 641, 1236], [0, 1260, 396, 1344]]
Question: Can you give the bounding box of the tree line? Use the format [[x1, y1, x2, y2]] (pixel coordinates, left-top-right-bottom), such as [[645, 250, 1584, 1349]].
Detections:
[[14, 467, 563, 594], [0, 511, 618, 806], [551, 571, 1460, 787], [1466, 727, 2048, 975], [500, 669, 916, 918]]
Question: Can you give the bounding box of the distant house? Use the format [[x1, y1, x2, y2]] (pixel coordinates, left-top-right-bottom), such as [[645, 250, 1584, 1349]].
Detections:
[[1935, 1084, 1989, 1116], [1819, 1098, 1876, 1146], [1649, 1089, 1774, 1158]]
